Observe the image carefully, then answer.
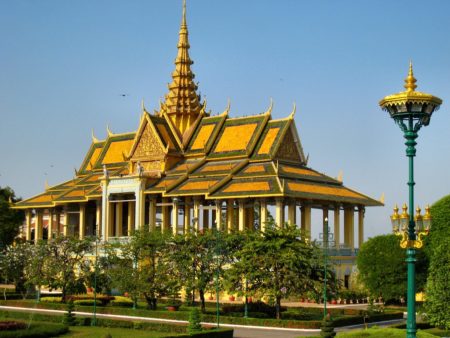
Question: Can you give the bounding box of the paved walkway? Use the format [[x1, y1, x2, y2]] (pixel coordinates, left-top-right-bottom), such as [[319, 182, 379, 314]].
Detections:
[[0, 305, 404, 338]]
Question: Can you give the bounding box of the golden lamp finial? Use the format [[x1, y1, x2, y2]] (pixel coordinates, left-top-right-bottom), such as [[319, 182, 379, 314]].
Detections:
[[404, 61, 417, 92]]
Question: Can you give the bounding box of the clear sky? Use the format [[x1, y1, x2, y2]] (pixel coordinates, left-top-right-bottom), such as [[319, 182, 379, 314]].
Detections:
[[1, 0, 449, 241]]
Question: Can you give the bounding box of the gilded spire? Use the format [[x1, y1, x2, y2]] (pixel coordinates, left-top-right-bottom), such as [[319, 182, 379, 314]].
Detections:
[[159, 0, 205, 137], [404, 61, 417, 92]]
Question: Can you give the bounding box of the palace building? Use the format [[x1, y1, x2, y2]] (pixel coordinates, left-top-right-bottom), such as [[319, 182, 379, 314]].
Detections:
[[14, 1, 382, 285]]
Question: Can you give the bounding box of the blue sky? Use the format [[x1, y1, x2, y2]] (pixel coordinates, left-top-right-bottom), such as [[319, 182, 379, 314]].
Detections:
[[1, 0, 449, 240]]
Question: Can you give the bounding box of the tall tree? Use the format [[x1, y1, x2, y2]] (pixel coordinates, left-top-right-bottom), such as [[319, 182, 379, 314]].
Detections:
[[45, 236, 92, 302], [224, 223, 318, 319], [0, 187, 24, 249], [357, 234, 427, 302], [425, 195, 450, 329], [0, 242, 33, 296], [108, 230, 179, 310]]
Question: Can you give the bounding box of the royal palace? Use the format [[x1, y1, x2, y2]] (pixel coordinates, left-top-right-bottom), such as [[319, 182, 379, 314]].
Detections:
[[14, 1, 382, 286]]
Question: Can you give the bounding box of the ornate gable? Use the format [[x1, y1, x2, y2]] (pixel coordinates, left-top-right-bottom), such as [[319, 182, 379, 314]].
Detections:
[[274, 123, 305, 164]]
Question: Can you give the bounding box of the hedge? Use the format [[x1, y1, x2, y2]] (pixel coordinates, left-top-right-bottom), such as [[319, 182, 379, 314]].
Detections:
[[0, 322, 68, 338]]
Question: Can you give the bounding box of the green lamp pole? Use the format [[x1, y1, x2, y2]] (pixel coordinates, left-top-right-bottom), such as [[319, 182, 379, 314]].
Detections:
[[320, 217, 334, 319], [214, 224, 221, 328], [92, 236, 98, 326], [380, 63, 442, 338]]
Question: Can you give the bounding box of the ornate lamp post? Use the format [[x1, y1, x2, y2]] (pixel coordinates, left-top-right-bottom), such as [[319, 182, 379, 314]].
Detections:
[[380, 63, 442, 338], [320, 217, 334, 319]]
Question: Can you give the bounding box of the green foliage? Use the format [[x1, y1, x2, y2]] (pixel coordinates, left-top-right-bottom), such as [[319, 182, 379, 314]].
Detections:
[[0, 187, 24, 250], [425, 195, 450, 330], [167, 229, 236, 312], [320, 314, 336, 337], [44, 236, 93, 302], [332, 326, 437, 337], [187, 307, 202, 334], [0, 243, 33, 295], [62, 299, 76, 326], [107, 230, 178, 310], [0, 322, 68, 338], [224, 223, 329, 319], [357, 234, 427, 302]]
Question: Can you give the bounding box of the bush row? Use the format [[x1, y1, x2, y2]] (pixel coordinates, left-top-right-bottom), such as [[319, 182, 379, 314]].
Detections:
[[0, 322, 68, 338]]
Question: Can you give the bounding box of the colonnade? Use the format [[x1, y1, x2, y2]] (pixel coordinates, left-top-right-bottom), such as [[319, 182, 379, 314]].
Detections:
[[23, 196, 365, 253]]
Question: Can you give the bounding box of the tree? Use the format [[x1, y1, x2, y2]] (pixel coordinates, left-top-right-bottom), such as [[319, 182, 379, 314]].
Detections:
[[356, 234, 427, 302], [24, 240, 49, 301], [0, 242, 33, 296], [425, 195, 450, 329], [0, 187, 24, 250], [168, 230, 215, 312], [45, 236, 92, 302], [108, 230, 178, 310], [224, 223, 318, 319]]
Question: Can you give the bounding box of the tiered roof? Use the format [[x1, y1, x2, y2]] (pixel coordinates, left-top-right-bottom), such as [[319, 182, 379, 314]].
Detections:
[[15, 1, 382, 210]]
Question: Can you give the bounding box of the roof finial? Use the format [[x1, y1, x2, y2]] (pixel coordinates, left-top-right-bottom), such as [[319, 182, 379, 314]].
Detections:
[[404, 61, 417, 92], [182, 0, 187, 27]]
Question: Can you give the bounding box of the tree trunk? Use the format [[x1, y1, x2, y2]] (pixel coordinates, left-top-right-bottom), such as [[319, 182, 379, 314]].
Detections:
[[144, 293, 157, 310], [276, 295, 281, 319], [199, 288, 206, 313], [191, 288, 196, 306]]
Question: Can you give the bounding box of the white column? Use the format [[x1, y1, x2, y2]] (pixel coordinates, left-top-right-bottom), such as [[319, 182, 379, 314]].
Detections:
[[48, 210, 54, 240], [358, 206, 364, 248], [275, 198, 284, 228], [260, 199, 268, 232], [35, 209, 43, 243], [184, 197, 191, 234], [288, 201, 296, 226], [162, 198, 170, 233], [344, 207, 355, 250], [79, 203, 86, 240], [226, 199, 234, 232], [63, 208, 68, 237], [301, 205, 311, 241], [128, 201, 135, 236], [193, 198, 200, 231], [172, 199, 179, 235], [135, 187, 145, 230], [25, 210, 32, 241], [238, 200, 245, 231], [95, 200, 101, 238], [334, 206, 340, 246], [215, 200, 222, 231]]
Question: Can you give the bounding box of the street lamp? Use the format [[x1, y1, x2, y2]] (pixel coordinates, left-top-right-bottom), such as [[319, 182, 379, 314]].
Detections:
[[92, 235, 98, 326], [320, 217, 334, 319], [380, 62, 442, 338]]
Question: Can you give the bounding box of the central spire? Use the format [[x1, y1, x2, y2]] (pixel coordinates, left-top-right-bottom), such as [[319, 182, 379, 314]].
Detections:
[[159, 0, 205, 137]]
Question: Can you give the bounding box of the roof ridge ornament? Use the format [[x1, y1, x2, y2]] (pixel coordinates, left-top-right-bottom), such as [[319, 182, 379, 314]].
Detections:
[[404, 61, 417, 92], [91, 129, 99, 143], [106, 124, 113, 137], [289, 102, 296, 119], [264, 98, 273, 115]]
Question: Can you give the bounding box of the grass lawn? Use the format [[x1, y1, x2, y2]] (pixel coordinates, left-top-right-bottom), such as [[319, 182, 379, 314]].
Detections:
[[330, 327, 437, 337], [59, 326, 178, 338]]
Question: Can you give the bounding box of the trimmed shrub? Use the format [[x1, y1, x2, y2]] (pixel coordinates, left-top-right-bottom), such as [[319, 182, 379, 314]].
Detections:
[[0, 322, 68, 338], [110, 296, 133, 308], [0, 321, 26, 331], [62, 300, 76, 326], [187, 307, 202, 334]]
